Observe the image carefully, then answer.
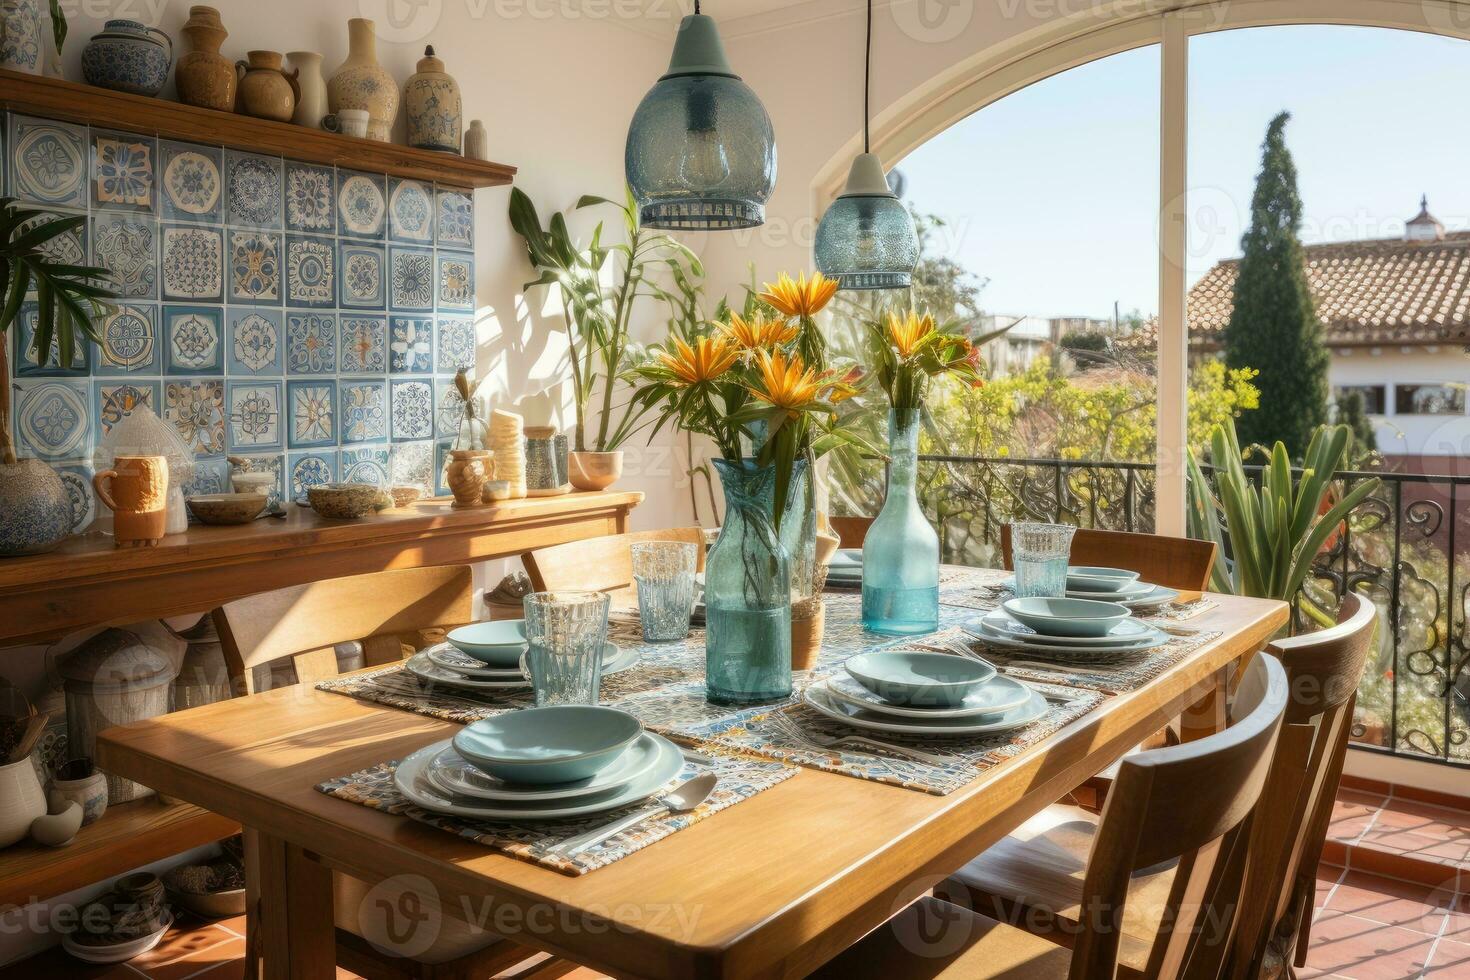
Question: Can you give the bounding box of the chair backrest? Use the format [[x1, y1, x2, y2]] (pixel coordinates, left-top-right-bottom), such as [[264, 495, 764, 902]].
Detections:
[[213, 566, 474, 695], [1226, 593, 1376, 979], [1001, 525, 1218, 593], [829, 516, 874, 549], [521, 528, 706, 594], [1069, 653, 1288, 980]]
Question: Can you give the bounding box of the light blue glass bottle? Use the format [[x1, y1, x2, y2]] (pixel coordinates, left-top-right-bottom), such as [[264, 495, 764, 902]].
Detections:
[[862, 409, 939, 635], [705, 459, 792, 704]]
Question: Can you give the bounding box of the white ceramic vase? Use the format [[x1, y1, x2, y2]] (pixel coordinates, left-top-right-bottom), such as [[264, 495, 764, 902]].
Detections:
[[0, 759, 46, 848], [288, 51, 328, 128]]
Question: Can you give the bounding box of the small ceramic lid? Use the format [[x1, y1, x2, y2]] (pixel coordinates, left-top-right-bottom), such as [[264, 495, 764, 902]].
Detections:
[[60, 629, 174, 693], [524, 426, 556, 439], [416, 45, 445, 74]]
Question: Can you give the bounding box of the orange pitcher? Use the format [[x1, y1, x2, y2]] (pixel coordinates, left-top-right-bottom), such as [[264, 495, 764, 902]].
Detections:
[[93, 455, 169, 548]]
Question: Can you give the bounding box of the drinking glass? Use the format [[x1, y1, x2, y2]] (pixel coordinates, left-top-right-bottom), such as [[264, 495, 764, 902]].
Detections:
[[520, 591, 610, 706], [632, 541, 697, 641], [1012, 522, 1076, 598]]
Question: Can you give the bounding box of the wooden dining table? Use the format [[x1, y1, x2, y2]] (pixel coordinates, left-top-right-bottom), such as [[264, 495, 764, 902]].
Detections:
[[96, 578, 1287, 980]]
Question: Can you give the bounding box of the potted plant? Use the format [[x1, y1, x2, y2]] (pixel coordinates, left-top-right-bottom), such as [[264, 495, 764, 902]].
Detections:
[[509, 185, 701, 491], [0, 200, 116, 556]]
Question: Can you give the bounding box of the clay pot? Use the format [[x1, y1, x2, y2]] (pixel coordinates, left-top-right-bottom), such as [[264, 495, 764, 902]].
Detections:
[[235, 51, 299, 123], [176, 6, 234, 111], [405, 45, 461, 152], [446, 449, 490, 508], [93, 455, 168, 548], [568, 450, 623, 492], [791, 601, 825, 672], [464, 119, 489, 160], [288, 51, 328, 128], [328, 18, 399, 143], [0, 458, 73, 556]]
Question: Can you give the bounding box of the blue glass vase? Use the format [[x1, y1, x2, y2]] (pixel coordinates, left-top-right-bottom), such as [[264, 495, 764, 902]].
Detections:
[[778, 457, 816, 602], [705, 459, 792, 704], [862, 409, 940, 634]]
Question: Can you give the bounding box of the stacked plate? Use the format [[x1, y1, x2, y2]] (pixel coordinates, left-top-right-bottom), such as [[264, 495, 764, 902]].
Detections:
[[825, 548, 863, 589], [1002, 565, 1180, 610], [405, 620, 639, 693], [803, 650, 1048, 736], [394, 705, 686, 820], [972, 595, 1169, 663]]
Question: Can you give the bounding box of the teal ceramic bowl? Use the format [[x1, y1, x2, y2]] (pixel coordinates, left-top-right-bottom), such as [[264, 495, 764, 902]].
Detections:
[[446, 620, 529, 666], [844, 652, 996, 708], [1065, 566, 1142, 593], [452, 706, 644, 784], [1002, 596, 1131, 638]]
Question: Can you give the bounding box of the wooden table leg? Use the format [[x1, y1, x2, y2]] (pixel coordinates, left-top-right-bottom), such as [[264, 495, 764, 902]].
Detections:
[[243, 828, 336, 979], [1179, 664, 1234, 742]]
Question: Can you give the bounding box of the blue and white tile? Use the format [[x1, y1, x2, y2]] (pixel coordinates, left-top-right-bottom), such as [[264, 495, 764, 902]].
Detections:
[[337, 170, 386, 239], [16, 301, 88, 376], [339, 316, 388, 374], [160, 224, 224, 302], [225, 151, 283, 229], [228, 229, 282, 304], [389, 440, 433, 493], [163, 306, 224, 375], [159, 141, 223, 223], [289, 450, 337, 500], [92, 212, 157, 298], [388, 316, 433, 374], [435, 188, 473, 249], [390, 379, 433, 441], [287, 379, 336, 449], [90, 130, 155, 212], [341, 446, 390, 486], [92, 304, 159, 375], [389, 178, 434, 243], [435, 316, 474, 374], [94, 379, 160, 440], [389, 247, 434, 311], [226, 380, 283, 450], [182, 456, 230, 496], [13, 379, 89, 460], [436, 252, 474, 312], [284, 162, 335, 234], [338, 242, 385, 308], [227, 308, 284, 375], [287, 312, 337, 374], [434, 378, 465, 439], [165, 379, 226, 455], [340, 380, 388, 444], [285, 236, 335, 308], [9, 115, 86, 208], [53, 462, 96, 533], [17, 209, 88, 268]]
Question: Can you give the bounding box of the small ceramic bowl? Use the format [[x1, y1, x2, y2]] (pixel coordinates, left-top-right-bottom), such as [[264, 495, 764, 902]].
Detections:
[[186, 493, 267, 525], [447, 620, 529, 666], [230, 472, 275, 496], [1065, 566, 1142, 593], [387, 485, 422, 508], [452, 706, 643, 784], [844, 651, 996, 708], [308, 483, 381, 519], [1002, 596, 1131, 638]]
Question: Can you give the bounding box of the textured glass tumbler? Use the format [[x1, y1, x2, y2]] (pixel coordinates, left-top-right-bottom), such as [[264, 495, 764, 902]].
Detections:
[[520, 591, 610, 706], [632, 541, 697, 642], [1012, 522, 1076, 599]]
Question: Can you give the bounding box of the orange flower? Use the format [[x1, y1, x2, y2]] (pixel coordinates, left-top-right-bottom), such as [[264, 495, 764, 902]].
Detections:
[[748, 349, 825, 413], [657, 336, 739, 386], [824, 364, 864, 404], [760, 272, 838, 318], [886, 309, 937, 359], [719, 311, 798, 351]]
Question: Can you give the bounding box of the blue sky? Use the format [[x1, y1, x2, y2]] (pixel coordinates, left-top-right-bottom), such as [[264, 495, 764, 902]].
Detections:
[[897, 26, 1470, 321]]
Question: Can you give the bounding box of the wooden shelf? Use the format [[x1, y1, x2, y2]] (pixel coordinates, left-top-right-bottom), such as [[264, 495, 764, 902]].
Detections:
[[0, 70, 516, 189], [0, 797, 237, 907]]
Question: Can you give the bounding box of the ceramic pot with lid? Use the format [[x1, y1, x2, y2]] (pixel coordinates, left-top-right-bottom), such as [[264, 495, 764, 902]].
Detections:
[[81, 20, 172, 97]]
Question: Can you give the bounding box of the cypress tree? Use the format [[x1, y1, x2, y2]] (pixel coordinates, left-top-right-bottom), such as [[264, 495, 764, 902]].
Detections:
[[1224, 111, 1329, 458]]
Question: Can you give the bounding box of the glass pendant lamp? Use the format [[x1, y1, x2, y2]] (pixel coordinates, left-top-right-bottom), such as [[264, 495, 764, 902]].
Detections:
[[813, 0, 918, 288], [625, 3, 776, 230]]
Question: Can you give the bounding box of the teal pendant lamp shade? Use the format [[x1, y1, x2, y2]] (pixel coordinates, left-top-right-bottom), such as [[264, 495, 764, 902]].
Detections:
[[815, 153, 918, 289], [625, 11, 776, 230]]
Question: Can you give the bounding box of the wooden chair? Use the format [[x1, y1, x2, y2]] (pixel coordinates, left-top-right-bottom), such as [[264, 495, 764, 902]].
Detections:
[[214, 566, 564, 979], [829, 515, 875, 548], [1000, 525, 1218, 593], [815, 654, 1288, 980], [522, 527, 707, 597]]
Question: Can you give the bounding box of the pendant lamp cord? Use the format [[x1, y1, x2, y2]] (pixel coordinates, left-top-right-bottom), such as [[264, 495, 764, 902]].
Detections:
[[694, 0, 700, 12], [863, 0, 872, 152]]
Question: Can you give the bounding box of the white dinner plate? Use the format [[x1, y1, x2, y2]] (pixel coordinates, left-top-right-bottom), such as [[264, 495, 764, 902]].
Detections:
[[405, 652, 530, 690], [424, 733, 664, 801], [1000, 576, 1159, 603], [393, 733, 685, 820], [803, 683, 1048, 736], [820, 672, 1033, 720], [1118, 585, 1181, 610], [426, 642, 635, 677], [978, 611, 1168, 648]]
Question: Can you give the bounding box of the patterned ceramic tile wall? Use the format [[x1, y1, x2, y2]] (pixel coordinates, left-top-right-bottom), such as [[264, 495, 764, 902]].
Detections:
[[4, 113, 478, 533]]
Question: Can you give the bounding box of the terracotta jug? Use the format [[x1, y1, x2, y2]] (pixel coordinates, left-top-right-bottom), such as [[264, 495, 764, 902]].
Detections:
[[287, 50, 327, 128], [235, 51, 299, 123], [93, 455, 168, 548], [446, 449, 490, 508], [327, 18, 398, 142], [176, 6, 234, 111]]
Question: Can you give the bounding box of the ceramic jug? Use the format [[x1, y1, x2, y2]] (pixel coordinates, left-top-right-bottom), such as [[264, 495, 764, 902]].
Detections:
[[0, 0, 42, 75], [176, 5, 234, 111], [0, 759, 45, 848], [328, 18, 398, 142], [288, 51, 328, 128], [405, 45, 461, 152], [235, 51, 299, 123], [93, 455, 168, 548], [81, 19, 172, 97]]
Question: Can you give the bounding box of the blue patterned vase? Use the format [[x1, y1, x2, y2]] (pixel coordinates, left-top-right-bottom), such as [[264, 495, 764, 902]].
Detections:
[[81, 20, 173, 97], [705, 458, 792, 705], [862, 409, 940, 635], [0, 0, 41, 74], [0, 459, 73, 557]]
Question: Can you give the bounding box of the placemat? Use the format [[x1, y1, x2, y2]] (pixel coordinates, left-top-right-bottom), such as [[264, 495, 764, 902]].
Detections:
[[939, 624, 1222, 694], [938, 578, 1220, 624], [317, 749, 796, 876]]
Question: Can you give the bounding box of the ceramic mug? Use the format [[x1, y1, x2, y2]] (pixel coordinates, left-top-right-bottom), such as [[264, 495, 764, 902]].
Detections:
[[93, 455, 169, 548], [321, 108, 369, 138]]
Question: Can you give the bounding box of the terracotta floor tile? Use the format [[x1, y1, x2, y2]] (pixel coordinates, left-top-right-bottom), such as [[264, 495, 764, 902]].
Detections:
[[1323, 870, 1455, 935], [1438, 894, 1470, 943], [187, 962, 244, 980], [1302, 912, 1437, 979], [1357, 830, 1470, 868], [1424, 938, 1470, 976], [1332, 795, 1383, 842], [140, 937, 244, 980], [1374, 799, 1470, 838], [1318, 866, 1346, 909], [128, 921, 236, 969]]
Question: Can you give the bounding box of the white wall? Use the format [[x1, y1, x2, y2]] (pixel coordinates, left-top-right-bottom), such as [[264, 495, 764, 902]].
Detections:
[[1331, 347, 1470, 462]]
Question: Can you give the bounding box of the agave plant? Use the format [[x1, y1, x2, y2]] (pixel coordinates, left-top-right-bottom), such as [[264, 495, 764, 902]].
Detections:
[[1187, 418, 1378, 627]]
